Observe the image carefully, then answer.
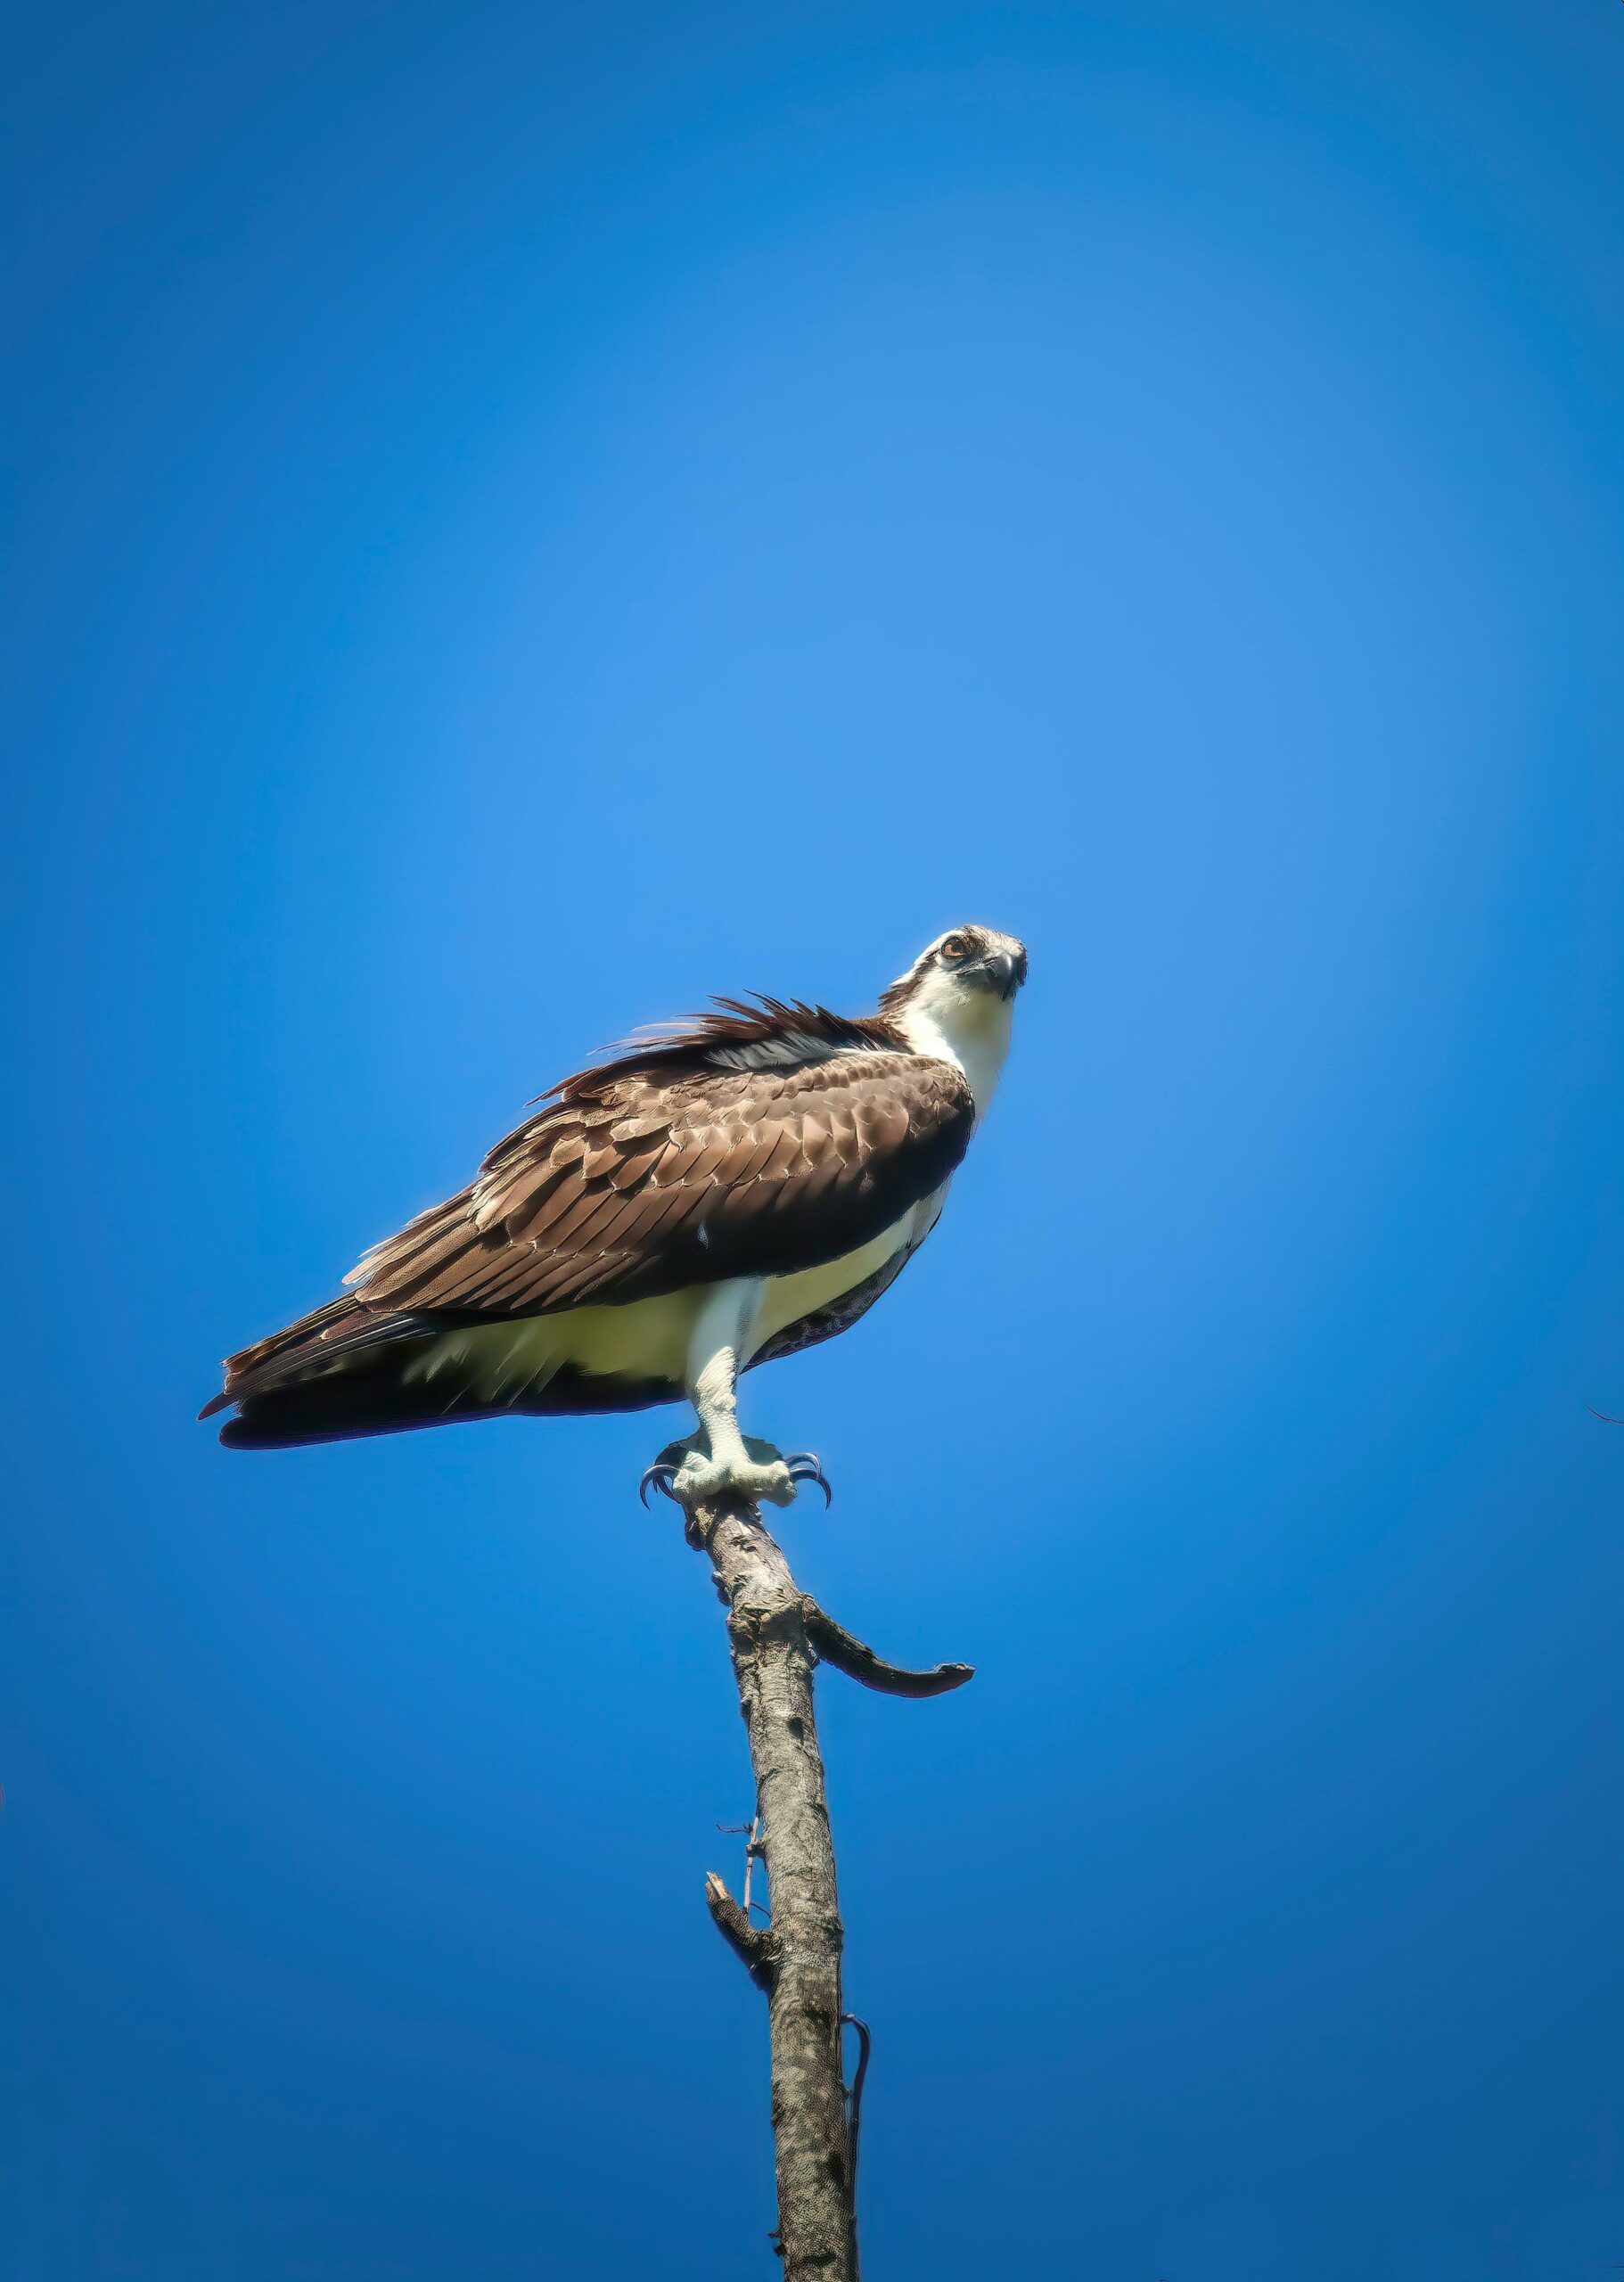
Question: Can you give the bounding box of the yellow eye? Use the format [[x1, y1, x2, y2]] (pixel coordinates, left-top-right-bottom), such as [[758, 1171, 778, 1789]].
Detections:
[[939, 932, 970, 961]]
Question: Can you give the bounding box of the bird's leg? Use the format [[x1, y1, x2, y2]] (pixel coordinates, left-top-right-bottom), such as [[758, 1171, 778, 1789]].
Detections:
[[682, 1283, 795, 1507], [639, 1281, 830, 1510]]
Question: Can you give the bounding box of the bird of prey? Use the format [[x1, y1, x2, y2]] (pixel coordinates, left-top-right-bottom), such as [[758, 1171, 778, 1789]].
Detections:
[[203, 923, 1026, 1506]]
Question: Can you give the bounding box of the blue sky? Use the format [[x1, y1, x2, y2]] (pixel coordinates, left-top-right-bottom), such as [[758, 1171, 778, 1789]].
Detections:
[[4, 3, 1621, 2277]]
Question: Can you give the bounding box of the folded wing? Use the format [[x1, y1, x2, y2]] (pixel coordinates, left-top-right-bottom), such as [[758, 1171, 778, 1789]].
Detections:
[[205, 1016, 973, 1423]]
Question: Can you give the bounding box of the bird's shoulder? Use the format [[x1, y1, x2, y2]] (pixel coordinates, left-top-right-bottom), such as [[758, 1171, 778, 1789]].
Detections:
[[478, 1002, 972, 1172]]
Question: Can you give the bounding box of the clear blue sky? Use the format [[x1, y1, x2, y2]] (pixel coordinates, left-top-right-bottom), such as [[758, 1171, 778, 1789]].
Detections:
[[4, 4, 1621, 2277]]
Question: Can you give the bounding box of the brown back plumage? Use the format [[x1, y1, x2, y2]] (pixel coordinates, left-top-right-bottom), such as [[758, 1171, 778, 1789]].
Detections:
[[204, 997, 974, 1427]]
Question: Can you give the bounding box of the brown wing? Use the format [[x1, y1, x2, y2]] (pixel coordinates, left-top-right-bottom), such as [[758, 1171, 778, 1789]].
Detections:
[[340, 1047, 972, 1320]]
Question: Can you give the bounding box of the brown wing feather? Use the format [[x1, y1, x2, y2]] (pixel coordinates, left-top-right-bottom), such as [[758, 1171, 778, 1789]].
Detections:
[[340, 1049, 971, 1323]]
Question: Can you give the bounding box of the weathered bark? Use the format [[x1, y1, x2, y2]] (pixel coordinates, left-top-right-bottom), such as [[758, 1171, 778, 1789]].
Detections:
[[693, 1494, 855, 2278], [683, 1486, 974, 2279]]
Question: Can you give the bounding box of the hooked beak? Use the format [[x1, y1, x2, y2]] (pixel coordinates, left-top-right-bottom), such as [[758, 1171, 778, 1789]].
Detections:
[[974, 947, 1022, 1001]]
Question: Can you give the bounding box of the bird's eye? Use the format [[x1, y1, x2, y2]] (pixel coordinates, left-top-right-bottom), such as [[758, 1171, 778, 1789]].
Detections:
[[939, 932, 970, 961]]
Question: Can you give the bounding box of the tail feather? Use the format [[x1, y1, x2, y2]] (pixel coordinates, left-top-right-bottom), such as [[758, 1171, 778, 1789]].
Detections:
[[205, 1297, 680, 1449], [218, 1355, 501, 1448], [217, 1351, 677, 1448], [201, 1297, 434, 1419]]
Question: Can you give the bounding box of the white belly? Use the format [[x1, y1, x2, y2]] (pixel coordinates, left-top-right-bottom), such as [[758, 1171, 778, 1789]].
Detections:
[[401, 1197, 938, 1403], [748, 1217, 917, 1353]]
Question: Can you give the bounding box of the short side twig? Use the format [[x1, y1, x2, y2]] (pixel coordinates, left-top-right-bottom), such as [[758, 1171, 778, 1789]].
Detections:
[[800, 1597, 975, 1696], [704, 1872, 775, 1989]]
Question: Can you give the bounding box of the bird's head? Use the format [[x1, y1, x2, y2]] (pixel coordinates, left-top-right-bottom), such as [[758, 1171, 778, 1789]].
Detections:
[[878, 924, 1027, 1110], [881, 923, 1029, 1015]]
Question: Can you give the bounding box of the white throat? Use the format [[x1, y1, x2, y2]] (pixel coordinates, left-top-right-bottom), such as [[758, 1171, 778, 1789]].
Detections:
[[894, 989, 1013, 1121]]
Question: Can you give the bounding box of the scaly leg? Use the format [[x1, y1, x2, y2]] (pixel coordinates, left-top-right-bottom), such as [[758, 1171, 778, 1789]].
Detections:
[[639, 1279, 831, 1509]]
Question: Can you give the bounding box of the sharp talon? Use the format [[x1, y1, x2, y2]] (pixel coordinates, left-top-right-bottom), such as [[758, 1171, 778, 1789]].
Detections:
[[786, 1453, 833, 1507], [639, 1463, 678, 1508]]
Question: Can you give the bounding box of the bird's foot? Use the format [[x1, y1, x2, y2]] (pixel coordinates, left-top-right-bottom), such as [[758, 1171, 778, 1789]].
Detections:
[[640, 1434, 832, 1511]]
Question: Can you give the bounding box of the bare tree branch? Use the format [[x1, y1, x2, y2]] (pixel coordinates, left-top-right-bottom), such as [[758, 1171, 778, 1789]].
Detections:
[[683, 1486, 974, 2280], [689, 1492, 854, 2277]]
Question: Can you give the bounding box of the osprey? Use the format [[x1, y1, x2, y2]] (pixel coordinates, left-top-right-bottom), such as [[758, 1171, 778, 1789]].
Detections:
[[203, 924, 1027, 1506]]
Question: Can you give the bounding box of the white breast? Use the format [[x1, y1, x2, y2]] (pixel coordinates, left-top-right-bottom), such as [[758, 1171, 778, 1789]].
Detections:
[[892, 996, 1013, 1122], [748, 1199, 933, 1357]]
